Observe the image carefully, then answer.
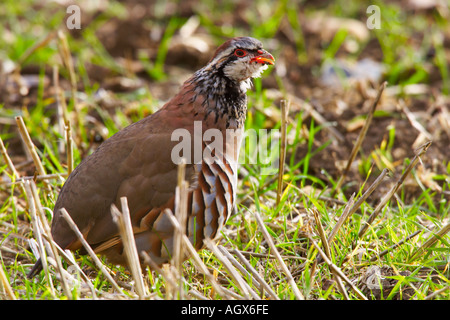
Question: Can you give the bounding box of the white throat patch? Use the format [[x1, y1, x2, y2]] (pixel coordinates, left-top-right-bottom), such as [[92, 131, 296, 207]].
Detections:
[[223, 60, 269, 92]]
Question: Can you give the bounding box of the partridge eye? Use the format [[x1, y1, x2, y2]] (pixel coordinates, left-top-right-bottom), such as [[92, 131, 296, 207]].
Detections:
[[234, 49, 247, 57]]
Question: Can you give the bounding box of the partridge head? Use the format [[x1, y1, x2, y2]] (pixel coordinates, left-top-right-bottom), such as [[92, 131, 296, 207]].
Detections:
[[28, 37, 275, 278]]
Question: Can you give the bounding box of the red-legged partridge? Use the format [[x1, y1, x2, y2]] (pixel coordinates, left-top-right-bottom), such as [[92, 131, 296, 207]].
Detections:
[[29, 37, 274, 277]]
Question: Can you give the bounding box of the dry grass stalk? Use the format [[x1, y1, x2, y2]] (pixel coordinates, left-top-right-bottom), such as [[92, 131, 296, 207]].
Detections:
[[204, 238, 254, 299], [173, 160, 188, 299], [28, 181, 73, 299], [164, 265, 182, 300], [65, 119, 74, 176], [219, 286, 247, 299], [111, 197, 148, 299], [24, 181, 66, 297], [276, 99, 289, 205], [252, 209, 305, 300], [370, 230, 421, 262], [15, 116, 46, 177], [1, 173, 68, 187], [15, 116, 53, 197], [53, 65, 69, 123], [308, 236, 368, 300], [218, 248, 259, 288], [409, 222, 450, 262], [234, 250, 306, 261], [230, 249, 280, 300], [162, 209, 228, 298], [328, 193, 356, 243], [328, 168, 389, 244], [143, 255, 209, 300], [188, 289, 209, 300], [0, 137, 21, 181], [0, 261, 16, 300], [59, 208, 125, 295], [52, 64, 73, 173], [311, 209, 332, 259], [424, 285, 450, 300], [333, 81, 387, 195], [53, 65, 66, 155], [0, 137, 26, 198], [311, 208, 350, 300], [57, 30, 78, 112], [23, 181, 54, 296], [43, 235, 97, 298], [217, 245, 262, 299], [400, 99, 433, 141], [141, 252, 185, 300], [357, 141, 432, 240]]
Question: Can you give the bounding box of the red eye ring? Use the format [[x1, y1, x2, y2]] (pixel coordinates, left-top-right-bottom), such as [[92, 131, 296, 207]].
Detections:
[[234, 49, 247, 57]]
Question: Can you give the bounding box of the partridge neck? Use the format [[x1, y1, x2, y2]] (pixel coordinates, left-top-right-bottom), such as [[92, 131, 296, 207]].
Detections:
[[189, 68, 248, 129]]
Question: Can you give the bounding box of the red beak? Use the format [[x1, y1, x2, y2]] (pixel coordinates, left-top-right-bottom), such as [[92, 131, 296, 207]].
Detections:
[[251, 50, 275, 65]]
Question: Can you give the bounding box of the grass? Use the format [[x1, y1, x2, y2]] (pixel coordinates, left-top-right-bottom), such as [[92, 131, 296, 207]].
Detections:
[[1, 0, 450, 300]]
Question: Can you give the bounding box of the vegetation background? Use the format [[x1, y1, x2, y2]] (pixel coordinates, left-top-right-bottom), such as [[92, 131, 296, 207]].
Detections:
[[0, 0, 449, 300]]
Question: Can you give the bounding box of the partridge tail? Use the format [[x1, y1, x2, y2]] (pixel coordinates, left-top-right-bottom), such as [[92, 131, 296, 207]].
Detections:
[[27, 258, 43, 279]]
